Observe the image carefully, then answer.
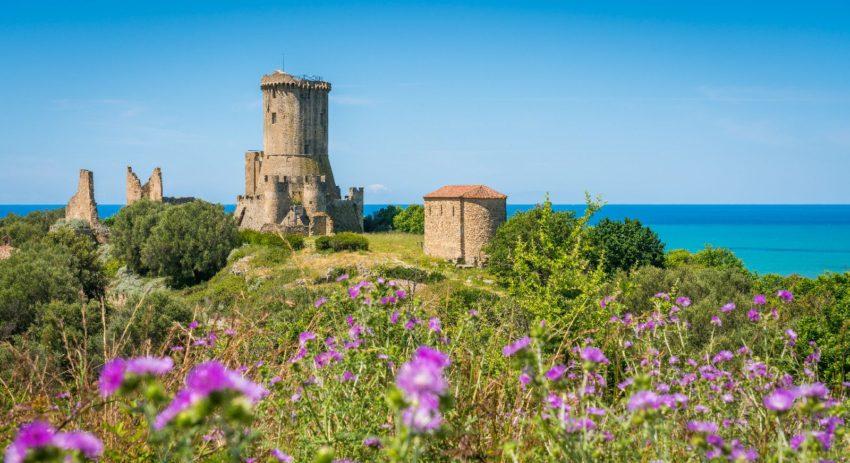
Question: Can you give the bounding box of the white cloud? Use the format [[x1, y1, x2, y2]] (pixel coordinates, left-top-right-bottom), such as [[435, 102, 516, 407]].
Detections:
[[366, 183, 389, 193]]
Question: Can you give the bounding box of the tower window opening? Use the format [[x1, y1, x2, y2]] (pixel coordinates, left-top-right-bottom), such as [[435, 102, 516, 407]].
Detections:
[[271, 113, 277, 124], [272, 88, 276, 98]]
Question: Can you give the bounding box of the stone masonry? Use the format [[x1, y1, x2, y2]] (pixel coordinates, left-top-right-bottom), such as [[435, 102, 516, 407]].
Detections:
[[126, 166, 163, 205], [234, 71, 364, 235], [65, 169, 99, 227], [423, 185, 507, 266]]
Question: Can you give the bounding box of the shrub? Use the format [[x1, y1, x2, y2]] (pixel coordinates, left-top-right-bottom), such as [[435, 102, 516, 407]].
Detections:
[[0, 244, 80, 338], [376, 265, 445, 283], [0, 208, 65, 247], [239, 229, 304, 250], [107, 291, 193, 355], [44, 227, 106, 299], [588, 218, 665, 274], [363, 205, 402, 232], [506, 196, 607, 325], [110, 200, 167, 273], [392, 205, 425, 234], [485, 199, 578, 283], [666, 245, 747, 272], [315, 232, 369, 252], [141, 201, 240, 287]]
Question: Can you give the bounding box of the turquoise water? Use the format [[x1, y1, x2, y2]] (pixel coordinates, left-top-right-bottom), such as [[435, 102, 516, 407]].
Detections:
[[3, 204, 850, 277]]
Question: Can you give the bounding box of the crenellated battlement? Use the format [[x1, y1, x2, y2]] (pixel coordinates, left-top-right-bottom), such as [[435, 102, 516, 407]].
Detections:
[[260, 71, 331, 92]]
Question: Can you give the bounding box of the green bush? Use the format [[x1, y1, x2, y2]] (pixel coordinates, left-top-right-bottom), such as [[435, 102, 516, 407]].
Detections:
[[485, 199, 578, 284], [363, 205, 402, 232], [239, 229, 305, 250], [107, 291, 193, 355], [111, 200, 168, 273], [0, 244, 81, 338], [141, 201, 240, 287], [315, 232, 369, 252], [392, 205, 425, 234], [45, 227, 107, 299], [376, 265, 445, 283], [0, 208, 65, 247], [665, 245, 747, 272], [588, 218, 665, 274]]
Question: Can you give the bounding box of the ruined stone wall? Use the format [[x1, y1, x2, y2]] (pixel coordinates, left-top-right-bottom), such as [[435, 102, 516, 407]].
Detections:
[[127, 167, 163, 205], [328, 200, 364, 233], [461, 198, 506, 266], [66, 169, 99, 227], [424, 199, 463, 261]]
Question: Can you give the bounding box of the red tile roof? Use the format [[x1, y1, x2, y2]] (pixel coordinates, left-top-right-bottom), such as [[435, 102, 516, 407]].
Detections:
[[423, 185, 507, 200]]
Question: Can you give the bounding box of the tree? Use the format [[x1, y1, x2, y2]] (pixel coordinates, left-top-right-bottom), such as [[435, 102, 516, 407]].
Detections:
[[588, 218, 665, 275], [665, 245, 746, 272], [0, 244, 80, 338], [111, 200, 167, 273], [44, 227, 107, 299], [364, 206, 402, 232], [141, 201, 240, 287], [484, 199, 578, 283], [393, 205, 425, 234], [506, 195, 607, 330], [0, 208, 65, 247]]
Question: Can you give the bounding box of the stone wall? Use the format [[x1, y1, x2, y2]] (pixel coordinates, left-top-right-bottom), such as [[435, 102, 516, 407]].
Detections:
[[461, 198, 506, 266], [424, 199, 463, 261], [127, 167, 163, 205], [66, 169, 99, 227]]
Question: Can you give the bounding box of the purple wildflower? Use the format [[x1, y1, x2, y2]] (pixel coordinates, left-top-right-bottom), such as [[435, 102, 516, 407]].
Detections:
[[777, 289, 794, 302], [786, 329, 798, 346], [720, 302, 736, 313], [502, 337, 531, 357], [396, 346, 450, 433], [271, 449, 294, 462], [676, 296, 692, 307], [99, 358, 127, 397], [627, 390, 661, 412], [579, 346, 609, 365], [126, 356, 173, 376], [314, 297, 328, 308], [753, 294, 767, 305], [335, 273, 349, 282], [712, 350, 734, 364], [428, 317, 441, 333], [545, 365, 567, 381], [188, 320, 199, 330], [747, 309, 761, 322], [362, 437, 382, 448], [298, 331, 316, 346], [710, 315, 722, 326], [687, 421, 719, 434], [154, 361, 268, 429], [4, 421, 103, 463], [763, 388, 797, 412]]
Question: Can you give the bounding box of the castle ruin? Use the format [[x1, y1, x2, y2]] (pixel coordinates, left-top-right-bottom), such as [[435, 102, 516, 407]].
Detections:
[[65, 169, 100, 227], [126, 166, 163, 204], [234, 71, 364, 235], [423, 185, 507, 266]]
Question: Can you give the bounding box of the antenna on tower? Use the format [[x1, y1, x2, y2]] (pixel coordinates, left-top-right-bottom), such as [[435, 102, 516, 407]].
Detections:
[[282, 53, 285, 72]]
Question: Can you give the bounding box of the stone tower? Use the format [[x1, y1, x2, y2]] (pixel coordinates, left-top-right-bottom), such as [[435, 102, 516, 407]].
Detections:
[[235, 71, 364, 235], [66, 169, 99, 227], [126, 166, 163, 205], [260, 71, 338, 198]]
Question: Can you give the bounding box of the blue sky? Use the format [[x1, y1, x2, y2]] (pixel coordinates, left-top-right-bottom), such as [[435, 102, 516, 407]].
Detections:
[[1, 1, 849, 204]]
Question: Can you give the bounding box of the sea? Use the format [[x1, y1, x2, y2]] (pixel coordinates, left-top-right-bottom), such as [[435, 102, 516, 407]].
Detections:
[[3, 204, 850, 278]]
